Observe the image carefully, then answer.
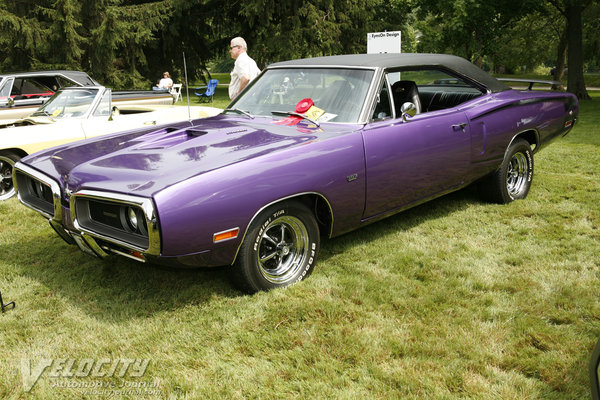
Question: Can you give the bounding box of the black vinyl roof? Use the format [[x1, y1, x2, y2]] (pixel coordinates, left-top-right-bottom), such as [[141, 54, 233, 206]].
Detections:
[[270, 53, 509, 93], [0, 70, 99, 86]]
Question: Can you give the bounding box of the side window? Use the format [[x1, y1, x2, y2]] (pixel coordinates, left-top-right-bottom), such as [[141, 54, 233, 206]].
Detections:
[[93, 89, 111, 117], [372, 80, 392, 121], [56, 76, 76, 89], [391, 69, 484, 113], [10, 78, 53, 97], [10, 78, 23, 96]]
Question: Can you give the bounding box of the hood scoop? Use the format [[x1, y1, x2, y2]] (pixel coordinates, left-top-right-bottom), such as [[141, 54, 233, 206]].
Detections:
[[187, 128, 208, 137], [132, 125, 249, 151]]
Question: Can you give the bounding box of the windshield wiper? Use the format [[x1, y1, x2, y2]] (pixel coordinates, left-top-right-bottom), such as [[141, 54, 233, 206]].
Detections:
[[271, 111, 320, 127], [223, 108, 254, 119], [31, 110, 51, 117], [30, 110, 57, 121]]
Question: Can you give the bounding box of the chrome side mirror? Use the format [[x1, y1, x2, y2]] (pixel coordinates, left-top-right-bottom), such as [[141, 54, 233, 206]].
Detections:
[[401, 102, 416, 122], [7, 97, 14, 107], [109, 106, 120, 121]]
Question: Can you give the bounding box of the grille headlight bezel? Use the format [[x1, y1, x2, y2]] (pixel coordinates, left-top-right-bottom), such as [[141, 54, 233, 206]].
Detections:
[[12, 162, 62, 221], [70, 190, 160, 255]]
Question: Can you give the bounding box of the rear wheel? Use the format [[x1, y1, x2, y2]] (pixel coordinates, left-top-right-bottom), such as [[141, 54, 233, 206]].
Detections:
[[231, 201, 320, 293], [478, 138, 534, 204], [0, 151, 21, 201]]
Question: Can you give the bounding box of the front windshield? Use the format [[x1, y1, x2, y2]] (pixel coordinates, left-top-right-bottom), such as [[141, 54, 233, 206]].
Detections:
[[32, 88, 99, 118], [231, 68, 374, 123]]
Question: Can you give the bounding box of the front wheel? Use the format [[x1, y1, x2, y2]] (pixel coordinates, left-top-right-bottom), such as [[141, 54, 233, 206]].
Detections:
[[478, 138, 534, 204], [0, 151, 21, 201], [231, 201, 320, 293]]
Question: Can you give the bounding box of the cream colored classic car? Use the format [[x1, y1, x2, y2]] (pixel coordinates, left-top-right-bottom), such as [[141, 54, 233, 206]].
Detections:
[[0, 71, 99, 122], [0, 86, 221, 200]]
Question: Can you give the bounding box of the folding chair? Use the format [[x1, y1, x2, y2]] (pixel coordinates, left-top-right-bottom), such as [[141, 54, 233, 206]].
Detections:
[[170, 83, 183, 103], [194, 79, 219, 103]]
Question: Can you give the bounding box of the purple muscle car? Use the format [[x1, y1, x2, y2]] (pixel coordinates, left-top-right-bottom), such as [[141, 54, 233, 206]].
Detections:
[[12, 54, 578, 293]]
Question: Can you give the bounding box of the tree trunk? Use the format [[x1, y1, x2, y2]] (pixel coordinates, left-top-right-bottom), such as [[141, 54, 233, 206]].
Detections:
[[552, 27, 567, 91], [566, 3, 590, 100]]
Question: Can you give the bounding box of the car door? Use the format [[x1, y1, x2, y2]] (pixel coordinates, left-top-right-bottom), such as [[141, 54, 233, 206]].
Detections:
[[362, 72, 473, 219], [362, 110, 472, 218]]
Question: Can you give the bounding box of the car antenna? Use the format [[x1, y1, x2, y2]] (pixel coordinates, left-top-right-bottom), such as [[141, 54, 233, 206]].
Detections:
[[183, 51, 191, 122]]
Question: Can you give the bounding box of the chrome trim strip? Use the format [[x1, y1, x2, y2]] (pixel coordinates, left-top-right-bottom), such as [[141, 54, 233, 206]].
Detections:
[[12, 162, 62, 221], [232, 192, 334, 265], [268, 65, 379, 71], [70, 190, 161, 256], [505, 129, 539, 158], [358, 67, 384, 124], [104, 247, 146, 263]]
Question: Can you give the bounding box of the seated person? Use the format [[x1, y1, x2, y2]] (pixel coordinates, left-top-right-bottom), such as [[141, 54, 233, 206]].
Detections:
[[153, 72, 173, 91]]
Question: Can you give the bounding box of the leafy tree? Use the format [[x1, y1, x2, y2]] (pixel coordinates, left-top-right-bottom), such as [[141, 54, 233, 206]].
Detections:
[[547, 0, 598, 99], [0, 0, 169, 89], [582, 3, 600, 71], [0, 1, 48, 71], [1, 0, 598, 94], [415, 0, 540, 67], [37, 0, 85, 69], [493, 8, 558, 74], [148, 0, 224, 85], [230, 0, 414, 65]]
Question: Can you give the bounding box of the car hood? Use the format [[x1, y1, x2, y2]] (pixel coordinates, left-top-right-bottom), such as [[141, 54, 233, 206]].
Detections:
[[22, 115, 359, 197]]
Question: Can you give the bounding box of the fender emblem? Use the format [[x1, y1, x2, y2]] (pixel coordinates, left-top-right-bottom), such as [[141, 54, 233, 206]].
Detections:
[[346, 173, 358, 182]]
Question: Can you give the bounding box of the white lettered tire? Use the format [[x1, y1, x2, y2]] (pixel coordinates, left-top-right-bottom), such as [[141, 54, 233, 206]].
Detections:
[[231, 201, 320, 293], [478, 138, 534, 204]]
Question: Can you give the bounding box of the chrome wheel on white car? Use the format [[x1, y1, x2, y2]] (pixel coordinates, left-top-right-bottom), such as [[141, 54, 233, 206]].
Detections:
[[0, 152, 20, 201]]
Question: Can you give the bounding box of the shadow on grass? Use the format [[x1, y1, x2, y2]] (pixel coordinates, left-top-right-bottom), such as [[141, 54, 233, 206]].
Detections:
[[0, 185, 481, 321], [0, 230, 239, 320], [318, 185, 482, 263]]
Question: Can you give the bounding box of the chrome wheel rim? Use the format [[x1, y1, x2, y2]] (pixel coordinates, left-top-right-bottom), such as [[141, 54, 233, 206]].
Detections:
[[0, 156, 16, 201], [256, 216, 309, 284], [506, 151, 528, 198]]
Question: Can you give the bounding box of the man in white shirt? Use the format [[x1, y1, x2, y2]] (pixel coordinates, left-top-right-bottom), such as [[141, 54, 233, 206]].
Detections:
[[228, 37, 261, 100]]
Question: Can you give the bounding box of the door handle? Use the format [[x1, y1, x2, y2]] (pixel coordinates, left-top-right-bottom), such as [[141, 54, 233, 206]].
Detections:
[[452, 123, 467, 133]]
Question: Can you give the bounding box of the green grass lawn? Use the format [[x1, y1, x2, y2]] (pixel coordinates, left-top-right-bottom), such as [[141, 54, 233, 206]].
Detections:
[[1, 93, 599, 399], [178, 85, 232, 110]]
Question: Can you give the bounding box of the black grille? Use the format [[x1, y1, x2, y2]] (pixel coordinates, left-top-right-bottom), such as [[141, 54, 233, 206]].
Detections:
[[75, 197, 149, 249], [15, 172, 55, 216], [89, 201, 123, 230]]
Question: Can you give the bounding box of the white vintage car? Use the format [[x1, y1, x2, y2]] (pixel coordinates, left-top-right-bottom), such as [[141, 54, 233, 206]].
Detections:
[[0, 70, 100, 122], [0, 86, 221, 200]]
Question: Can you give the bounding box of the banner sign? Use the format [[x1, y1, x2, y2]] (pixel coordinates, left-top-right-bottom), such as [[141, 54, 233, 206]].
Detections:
[[367, 31, 402, 54]]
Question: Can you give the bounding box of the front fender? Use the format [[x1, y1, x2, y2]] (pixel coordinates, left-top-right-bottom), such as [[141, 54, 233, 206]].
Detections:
[[153, 131, 366, 266]]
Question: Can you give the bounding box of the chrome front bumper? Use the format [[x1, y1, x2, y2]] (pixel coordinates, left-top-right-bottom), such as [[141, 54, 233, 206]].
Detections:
[[13, 162, 160, 263]]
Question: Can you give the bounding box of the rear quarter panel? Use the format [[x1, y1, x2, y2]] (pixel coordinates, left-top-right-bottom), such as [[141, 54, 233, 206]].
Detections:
[[463, 90, 577, 180]]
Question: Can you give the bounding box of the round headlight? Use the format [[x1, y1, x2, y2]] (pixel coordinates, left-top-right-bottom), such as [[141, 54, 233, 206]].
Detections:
[[127, 207, 138, 231]]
